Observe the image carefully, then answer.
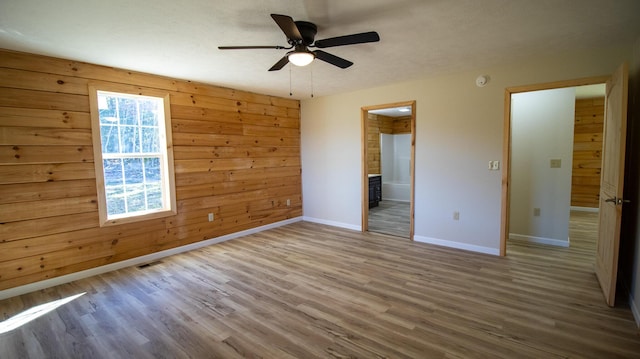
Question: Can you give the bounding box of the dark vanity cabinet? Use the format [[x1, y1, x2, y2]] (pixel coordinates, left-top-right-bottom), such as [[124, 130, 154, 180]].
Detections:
[[368, 175, 382, 208]]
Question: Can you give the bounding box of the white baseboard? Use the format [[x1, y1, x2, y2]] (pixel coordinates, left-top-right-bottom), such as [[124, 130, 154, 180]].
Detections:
[[0, 217, 303, 301], [381, 198, 410, 203], [631, 293, 640, 329], [571, 206, 599, 213], [302, 216, 362, 231], [509, 233, 570, 248], [413, 235, 500, 256]]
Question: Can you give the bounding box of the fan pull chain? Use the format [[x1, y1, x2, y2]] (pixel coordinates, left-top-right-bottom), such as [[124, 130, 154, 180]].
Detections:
[[289, 65, 292, 96]]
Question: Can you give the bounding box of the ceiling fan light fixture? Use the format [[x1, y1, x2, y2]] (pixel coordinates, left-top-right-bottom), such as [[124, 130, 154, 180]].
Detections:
[[288, 51, 315, 67]]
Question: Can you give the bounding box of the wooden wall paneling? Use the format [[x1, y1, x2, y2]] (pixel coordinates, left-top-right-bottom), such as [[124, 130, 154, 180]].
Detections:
[[0, 163, 96, 185], [571, 98, 604, 208], [1, 218, 167, 260], [171, 132, 300, 147], [0, 145, 93, 164], [0, 127, 92, 145], [171, 105, 300, 129], [0, 50, 300, 111], [367, 114, 381, 175], [0, 88, 89, 112], [0, 212, 99, 243], [0, 179, 97, 204], [173, 146, 300, 160], [0, 107, 91, 129], [176, 175, 301, 201], [0, 67, 90, 95], [172, 118, 245, 136], [380, 116, 393, 134], [0, 196, 97, 223], [0, 49, 301, 291], [392, 116, 412, 134]]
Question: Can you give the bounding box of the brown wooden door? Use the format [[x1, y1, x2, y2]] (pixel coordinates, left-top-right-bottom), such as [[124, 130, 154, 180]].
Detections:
[[595, 63, 629, 307]]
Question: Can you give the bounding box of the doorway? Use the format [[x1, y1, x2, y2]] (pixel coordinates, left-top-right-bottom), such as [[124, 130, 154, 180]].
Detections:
[[500, 76, 610, 256], [361, 101, 416, 239], [508, 85, 606, 253]]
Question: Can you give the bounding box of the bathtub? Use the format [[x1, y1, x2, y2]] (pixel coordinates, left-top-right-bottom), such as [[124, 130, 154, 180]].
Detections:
[[382, 181, 411, 202]]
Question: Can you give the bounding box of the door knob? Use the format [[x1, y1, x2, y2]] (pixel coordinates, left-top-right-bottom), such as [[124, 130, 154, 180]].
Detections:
[[604, 197, 630, 205]]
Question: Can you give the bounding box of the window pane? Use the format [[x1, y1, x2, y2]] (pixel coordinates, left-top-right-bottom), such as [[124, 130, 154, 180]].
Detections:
[[123, 158, 143, 184], [121, 126, 140, 153], [103, 159, 123, 186], [100, 125, 120, 153], [144, 157, 161, 181], [126, 184, 146, 212], [142, 127, 160, 153], [146, 183, 163, 209], [141, 101, 159, 126], [106, 185, 126, 215], [118, 97, 138, 125], [99, 96, 117, 124]]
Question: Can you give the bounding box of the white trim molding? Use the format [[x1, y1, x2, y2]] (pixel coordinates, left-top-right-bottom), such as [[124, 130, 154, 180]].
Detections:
[[509, 233, 570, 248], [302, 216, 362, 231], [413, 235, 500, 256], [0, 217, 303, 301], [570, 206, 599, 213]]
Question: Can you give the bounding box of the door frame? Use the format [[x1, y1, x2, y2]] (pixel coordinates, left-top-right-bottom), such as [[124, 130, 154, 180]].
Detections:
[[361, 100, 416, 239], [500, 76, 609, 256]]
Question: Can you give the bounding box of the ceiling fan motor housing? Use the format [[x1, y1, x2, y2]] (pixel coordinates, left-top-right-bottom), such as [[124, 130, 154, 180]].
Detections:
[[293, 21, 317, 45]]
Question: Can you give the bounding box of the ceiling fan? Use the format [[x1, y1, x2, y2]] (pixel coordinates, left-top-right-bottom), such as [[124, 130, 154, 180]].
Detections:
[[218, 14, 380, 71]]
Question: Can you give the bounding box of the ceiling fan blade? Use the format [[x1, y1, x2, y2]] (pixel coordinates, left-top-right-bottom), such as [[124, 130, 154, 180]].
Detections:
[[268, 55, 290, 71], [218, 45, 287, 50], [313, 50, 353, 69], [271, 14, 303, 41], [314, 31, 380, 48]]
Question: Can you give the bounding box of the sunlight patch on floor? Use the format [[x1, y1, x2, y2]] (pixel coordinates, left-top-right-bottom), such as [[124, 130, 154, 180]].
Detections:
[[0, 292, 85, 334]]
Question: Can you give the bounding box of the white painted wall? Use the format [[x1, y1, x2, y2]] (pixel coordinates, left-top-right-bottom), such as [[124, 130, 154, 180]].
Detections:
[[301, 44, 631, 254], [509, 88, 576, 246]]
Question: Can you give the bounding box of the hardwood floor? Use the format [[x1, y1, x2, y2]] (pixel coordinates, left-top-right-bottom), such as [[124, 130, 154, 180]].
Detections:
[[368, 200, 410, 238], [1, 216, 640, 358]]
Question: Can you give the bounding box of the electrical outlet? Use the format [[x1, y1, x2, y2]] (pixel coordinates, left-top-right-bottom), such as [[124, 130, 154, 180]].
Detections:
[[550, 159, 561, 168], [208, 213, 214, 222], [533, 208, 540, 217], [286, 199, 291, 207], [453, 211, 460, 220]]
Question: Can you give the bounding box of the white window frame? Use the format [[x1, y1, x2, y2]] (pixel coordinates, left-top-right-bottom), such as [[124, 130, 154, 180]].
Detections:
[[89, 83, 177, 227]]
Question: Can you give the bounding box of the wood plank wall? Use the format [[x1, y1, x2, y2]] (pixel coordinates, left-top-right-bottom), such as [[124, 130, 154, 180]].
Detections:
[[0, 50, 302, 291], [571, 97, 604, 208], [367, 114, 411, 175]]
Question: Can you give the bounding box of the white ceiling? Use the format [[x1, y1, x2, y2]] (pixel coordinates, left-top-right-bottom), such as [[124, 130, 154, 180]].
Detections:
[[369, 107, 412, 118], [1, 0, 639, 100]]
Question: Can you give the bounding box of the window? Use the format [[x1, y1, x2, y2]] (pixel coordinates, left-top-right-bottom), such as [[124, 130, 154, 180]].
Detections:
[[89, 85, 176, 226]]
